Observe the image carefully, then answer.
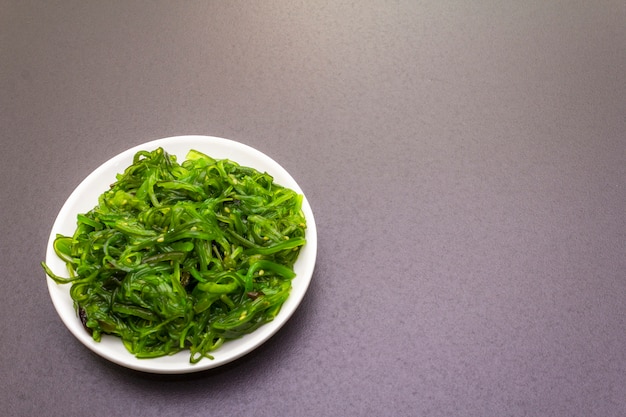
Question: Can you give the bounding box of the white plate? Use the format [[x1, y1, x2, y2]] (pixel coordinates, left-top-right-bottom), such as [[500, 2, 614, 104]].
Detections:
[[45, 135, 317, 374]]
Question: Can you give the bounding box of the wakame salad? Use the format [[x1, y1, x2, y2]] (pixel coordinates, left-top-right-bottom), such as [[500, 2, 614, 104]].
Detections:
[[42, 147, 307, 363]]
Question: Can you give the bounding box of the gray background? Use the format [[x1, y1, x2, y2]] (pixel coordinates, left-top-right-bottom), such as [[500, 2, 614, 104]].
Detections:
[[1, 1, 625, 416]]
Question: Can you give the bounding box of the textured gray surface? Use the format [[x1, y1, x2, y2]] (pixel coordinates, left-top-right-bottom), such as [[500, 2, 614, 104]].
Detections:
[[1, 1, 625, 416]]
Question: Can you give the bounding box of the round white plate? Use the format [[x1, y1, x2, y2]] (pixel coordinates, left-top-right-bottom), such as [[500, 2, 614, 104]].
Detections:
[[45, 135, 317, 374]]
